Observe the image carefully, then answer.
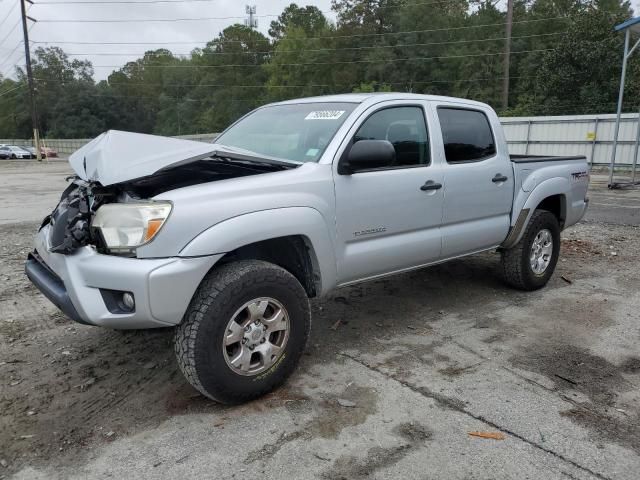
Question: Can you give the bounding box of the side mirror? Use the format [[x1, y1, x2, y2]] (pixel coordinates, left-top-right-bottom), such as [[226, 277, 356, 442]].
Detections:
[[340, 139, 396, 174]]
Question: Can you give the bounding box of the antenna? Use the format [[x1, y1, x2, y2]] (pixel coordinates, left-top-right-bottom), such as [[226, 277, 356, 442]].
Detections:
[[244, 5, 257, 29]]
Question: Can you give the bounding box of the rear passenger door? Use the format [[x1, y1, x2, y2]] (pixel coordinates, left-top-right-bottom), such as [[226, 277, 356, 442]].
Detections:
[[431, 104, 514, 258]]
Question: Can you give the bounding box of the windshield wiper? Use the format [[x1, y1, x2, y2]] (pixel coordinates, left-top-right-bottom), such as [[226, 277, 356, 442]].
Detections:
[[210, 154, 294, 170], [209, 145, 301, 169]]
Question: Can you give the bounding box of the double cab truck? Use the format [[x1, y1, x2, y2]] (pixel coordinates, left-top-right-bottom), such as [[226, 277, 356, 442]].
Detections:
[[26, 93, 590, 403]]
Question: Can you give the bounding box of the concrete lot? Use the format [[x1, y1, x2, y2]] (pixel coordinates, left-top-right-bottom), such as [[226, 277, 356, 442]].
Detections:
[[1, 160, 639, 480]]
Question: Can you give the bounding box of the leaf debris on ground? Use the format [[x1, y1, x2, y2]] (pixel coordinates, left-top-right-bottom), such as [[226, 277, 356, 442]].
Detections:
[[468, 431, 506, 440]]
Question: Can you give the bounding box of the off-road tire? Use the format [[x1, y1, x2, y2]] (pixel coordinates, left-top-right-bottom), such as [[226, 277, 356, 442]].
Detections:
[[174, 260, 311, 404], [501, 209, 560, 291]]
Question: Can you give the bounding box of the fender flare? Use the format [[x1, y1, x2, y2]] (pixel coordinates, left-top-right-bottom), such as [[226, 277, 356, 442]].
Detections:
[[502, 177, 569, 248], [178, 207, 337, 295]]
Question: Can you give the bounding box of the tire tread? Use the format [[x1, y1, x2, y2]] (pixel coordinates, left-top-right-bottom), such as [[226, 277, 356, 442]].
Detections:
[[174, 260, 310, 404], [501, 209, 560, 291]]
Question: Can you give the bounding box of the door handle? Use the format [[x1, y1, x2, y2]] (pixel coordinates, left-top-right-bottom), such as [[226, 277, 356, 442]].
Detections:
[[492, 174, 508, 183], [420, 180, 442, 191]]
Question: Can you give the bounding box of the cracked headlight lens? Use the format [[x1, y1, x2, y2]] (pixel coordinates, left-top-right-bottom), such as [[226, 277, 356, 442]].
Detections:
[[91, 202, 172, 254]]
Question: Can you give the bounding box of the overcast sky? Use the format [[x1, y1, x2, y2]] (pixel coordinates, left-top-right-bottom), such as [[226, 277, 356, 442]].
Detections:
[[1, 0, 639, 81], [0, 0, 334, 80]]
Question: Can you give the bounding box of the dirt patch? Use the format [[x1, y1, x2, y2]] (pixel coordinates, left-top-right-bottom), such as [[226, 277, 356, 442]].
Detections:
[[511, 344, 631, 406], [306, 384, 379, 439], [561, 238, 603, 256], [620, 357, 640, 374], [242, 384, 378, 464], [0, 322, 221, 474], [374, 340, 445, 370], [511, 343, 640, 453], [323, 422, 431, 479], [438, 364, 477, 377], [243, 430, 311, 464], [560, 408, 640, 453]]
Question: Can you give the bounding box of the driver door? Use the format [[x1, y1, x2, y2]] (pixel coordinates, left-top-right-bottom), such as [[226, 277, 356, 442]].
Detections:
[[333, 102, 444, 285]]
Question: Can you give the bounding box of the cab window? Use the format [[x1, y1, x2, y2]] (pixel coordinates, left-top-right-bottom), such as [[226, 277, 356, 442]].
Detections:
[[354, 106, 430, 167], [437, 107, 496, 163]]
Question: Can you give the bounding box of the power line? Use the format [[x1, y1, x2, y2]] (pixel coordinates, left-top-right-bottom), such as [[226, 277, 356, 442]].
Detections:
[[35, 0, 244, 3], [0, 1, 19, 29], [0, 19, 34, 77], [56, 33, 565, 58], [36, 14, 568, 31], [32, 0, 461, 10], [0, 83, 24, 97], [0, 41, 25, 70], [35, 74, 538, 90], [0, 18, 22, 50], [34, 0, 463, 21], [0, 47, 26, 77], [84, 48, 553, 69], [30, 17, 570, 46]]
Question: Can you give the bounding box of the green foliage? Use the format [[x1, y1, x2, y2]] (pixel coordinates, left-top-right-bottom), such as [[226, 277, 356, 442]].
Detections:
[[1, 0, 638, 138], [352, 81, 392, 92], [269, 3, 329, 40]]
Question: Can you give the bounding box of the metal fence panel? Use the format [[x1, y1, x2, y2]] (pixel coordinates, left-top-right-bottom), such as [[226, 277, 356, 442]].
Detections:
[[500, 113, 640, 166]]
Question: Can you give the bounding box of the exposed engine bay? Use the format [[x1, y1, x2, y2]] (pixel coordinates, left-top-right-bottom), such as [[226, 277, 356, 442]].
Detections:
[[41, 159, 285, 255]]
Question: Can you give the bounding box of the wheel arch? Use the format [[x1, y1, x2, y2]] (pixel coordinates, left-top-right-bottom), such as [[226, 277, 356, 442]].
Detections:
[[179, 207, 337, 296], [503, 178, 569, 248]]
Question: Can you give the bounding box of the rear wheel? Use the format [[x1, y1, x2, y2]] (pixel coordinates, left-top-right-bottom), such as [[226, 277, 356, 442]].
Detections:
[[501, 209, 560, 291], [174, 260, 311, 404]]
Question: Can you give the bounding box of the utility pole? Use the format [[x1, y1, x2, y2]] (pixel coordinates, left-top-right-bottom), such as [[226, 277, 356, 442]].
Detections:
[[502, 0, 514, 112], [20, 0, 41, 161], [244, 5, 257, 29]]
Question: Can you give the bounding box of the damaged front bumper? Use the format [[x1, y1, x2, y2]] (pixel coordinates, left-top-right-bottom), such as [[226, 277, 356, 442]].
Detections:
[[26, 224, 221, 329]]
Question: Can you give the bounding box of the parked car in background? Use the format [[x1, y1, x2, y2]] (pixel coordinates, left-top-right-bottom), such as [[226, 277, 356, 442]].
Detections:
[[42, 146, 58, 158], [24, 147, 44, 158], [0, 145, 36, 159], [26, 93, 590, 404], [23, 146, 58, 158]]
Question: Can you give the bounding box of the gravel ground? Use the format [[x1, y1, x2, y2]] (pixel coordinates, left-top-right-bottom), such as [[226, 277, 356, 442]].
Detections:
[[1, 161, 639, 480]]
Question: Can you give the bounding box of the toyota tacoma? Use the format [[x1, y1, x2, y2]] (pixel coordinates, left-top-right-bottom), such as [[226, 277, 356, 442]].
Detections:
[[25, 93, 590, 404]]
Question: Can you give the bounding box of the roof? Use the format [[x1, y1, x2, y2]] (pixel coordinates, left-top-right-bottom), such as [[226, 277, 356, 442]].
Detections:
[[615, 16, 640, 34], [272, 92, 489, 108]]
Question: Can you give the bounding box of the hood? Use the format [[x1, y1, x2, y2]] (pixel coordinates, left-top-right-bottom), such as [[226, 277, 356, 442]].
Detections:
[[68, 130, 298, 186]]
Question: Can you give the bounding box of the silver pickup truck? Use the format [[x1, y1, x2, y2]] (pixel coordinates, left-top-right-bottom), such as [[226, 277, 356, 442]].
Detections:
[[25, 93, 589, 403]]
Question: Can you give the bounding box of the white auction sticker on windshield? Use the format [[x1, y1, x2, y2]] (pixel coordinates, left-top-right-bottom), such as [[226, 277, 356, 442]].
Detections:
[[305, 110, 345, 120]]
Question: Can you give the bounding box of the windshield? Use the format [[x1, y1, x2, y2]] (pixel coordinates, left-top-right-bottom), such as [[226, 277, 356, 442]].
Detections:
[[215, 102, 357, 163]]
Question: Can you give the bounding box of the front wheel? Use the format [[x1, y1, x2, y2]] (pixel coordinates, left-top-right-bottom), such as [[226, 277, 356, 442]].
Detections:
[[174, 260, 311, 404], [501, 209, 561, 291]]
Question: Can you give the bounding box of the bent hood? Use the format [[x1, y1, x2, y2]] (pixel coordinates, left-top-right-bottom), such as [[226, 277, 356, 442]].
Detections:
[[68, 130, 297, 186]]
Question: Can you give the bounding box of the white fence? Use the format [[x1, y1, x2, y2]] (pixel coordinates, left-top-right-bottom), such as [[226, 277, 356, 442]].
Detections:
[[500, 113, 640, 168], [3, 113, 640, 168]]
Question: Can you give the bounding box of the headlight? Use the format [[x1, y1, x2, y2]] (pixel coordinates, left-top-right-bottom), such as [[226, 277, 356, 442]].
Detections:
[[91, 202, 172, 254]]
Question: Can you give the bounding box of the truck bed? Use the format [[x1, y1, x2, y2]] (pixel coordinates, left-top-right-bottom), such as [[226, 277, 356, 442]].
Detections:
[[510, 154, 586, 163]]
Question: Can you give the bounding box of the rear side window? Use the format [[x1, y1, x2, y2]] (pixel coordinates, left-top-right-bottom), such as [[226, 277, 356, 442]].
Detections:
[[437, 107, 496, 163], [354, 106, 430, 167]]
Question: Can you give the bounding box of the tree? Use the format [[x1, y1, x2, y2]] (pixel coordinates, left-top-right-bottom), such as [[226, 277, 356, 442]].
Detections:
[[189, 25, 272, 132], [269, 3, 329, 40], [0, 76, 29, 138], [520, 5, 636, 115]]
